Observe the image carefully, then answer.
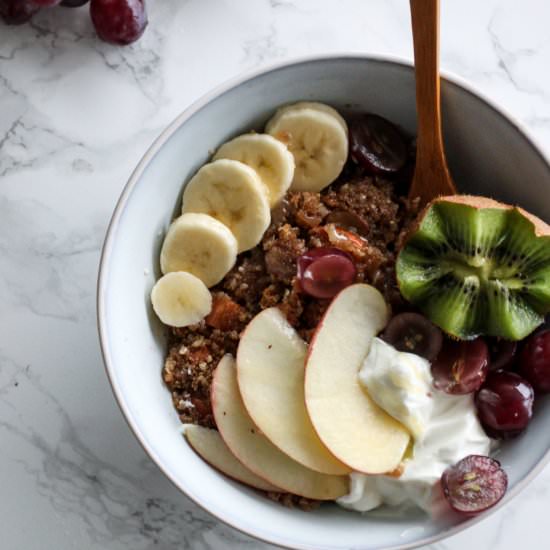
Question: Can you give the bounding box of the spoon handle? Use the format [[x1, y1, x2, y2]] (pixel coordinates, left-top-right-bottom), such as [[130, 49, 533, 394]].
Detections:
[[409, 0, 456, 202]]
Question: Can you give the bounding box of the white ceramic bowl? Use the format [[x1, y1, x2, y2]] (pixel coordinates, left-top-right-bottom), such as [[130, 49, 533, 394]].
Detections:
[[98, 55, 550, 550]]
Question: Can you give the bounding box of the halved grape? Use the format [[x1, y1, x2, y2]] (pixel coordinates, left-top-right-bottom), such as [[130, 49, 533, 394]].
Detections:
[[487, 338, 517, 371], [382, 312, 443, 361], [432, 338, 489, 394], [441, 455, 507, 515], [519, 329, 550, 393], [297, 247, 348, 279], [298, 248, 356, 299], [476, 371, 534, 438], [349, 114, 407, 174]]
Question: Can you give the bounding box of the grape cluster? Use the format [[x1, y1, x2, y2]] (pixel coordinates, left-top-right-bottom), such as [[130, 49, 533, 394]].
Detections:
[[0, 0, 147, 46], [426, 328, 550, 440]]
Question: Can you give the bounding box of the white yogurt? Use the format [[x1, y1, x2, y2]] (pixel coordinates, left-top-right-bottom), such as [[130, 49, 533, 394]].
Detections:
[[359, 338, 434, 440], [337, 338, 491, 514]]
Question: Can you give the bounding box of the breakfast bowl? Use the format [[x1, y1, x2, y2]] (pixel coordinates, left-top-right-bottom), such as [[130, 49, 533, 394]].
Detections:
[[97, 54, 550, 550]]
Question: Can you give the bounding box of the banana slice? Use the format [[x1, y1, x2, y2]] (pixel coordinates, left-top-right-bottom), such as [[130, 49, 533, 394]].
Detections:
[[182, 159, 270, 253], [269, 101, 348, 135], [151, 272, 212, 327], [213, 134, 294, 208], [266, 108, 348, 192], [160, 213, 238, 288]]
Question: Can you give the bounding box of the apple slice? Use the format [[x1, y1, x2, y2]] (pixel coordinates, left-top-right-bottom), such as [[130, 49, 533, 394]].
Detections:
[[184, 424, 281, 492], [305, 284, 411, 474], [212, 355, 349, 500], [237, 307, 350, 475]]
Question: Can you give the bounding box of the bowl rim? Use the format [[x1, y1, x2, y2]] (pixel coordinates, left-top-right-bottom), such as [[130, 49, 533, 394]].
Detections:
[[97, 52, 550, 550]]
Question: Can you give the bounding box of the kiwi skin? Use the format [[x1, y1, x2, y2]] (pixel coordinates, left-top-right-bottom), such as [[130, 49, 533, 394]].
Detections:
[[396, 195, 550, 341], [435, 195, 550, 236], [401, 195, 550, 246]]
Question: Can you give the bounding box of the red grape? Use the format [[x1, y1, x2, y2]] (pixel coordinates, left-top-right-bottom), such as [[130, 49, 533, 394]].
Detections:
[[441, 455, 507, 515], [0, 0, 39, 24], [475, 371, 534, 438], [297, 247, 348, 278], [431, 338, 489, 395], [487, 338, 517, 371], [519, 329, 550, 393], [90, 0, 147, 45], [297, 248, 356, 299], [382, 312, 443, 361], [349, 114, 407, 174]]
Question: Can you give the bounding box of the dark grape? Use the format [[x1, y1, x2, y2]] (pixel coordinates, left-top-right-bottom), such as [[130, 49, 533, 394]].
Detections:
[[0, 0, 39, 24], [519, 329, 550, 393], [488, 338, 517, 371], [475, 371, 534, 438], [297, 248, 356, 299], [325, 210, 369, 237], [382, 312, 443, 361], [61, 0, 89, 6], [90, 0, 147, 45], [441, 455, 507, 514], [349, 114, 407, 174], [431, 338, 489, 395]]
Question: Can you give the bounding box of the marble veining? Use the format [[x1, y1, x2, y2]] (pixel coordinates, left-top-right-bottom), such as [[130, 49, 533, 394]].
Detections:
[[1, 0, 550, 548]]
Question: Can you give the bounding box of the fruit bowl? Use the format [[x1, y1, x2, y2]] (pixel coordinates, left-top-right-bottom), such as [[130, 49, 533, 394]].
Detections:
[[97, 55, 550, 550]]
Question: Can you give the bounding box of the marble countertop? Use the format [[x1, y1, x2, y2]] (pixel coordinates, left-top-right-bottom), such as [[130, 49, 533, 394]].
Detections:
[[1, 1, 550, 548]]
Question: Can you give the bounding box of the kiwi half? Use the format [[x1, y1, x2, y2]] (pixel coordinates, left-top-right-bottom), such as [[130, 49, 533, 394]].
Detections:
[[396, 195, 550, 340]]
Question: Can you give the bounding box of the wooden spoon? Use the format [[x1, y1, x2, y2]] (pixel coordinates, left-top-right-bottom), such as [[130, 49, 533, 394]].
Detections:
[[408, 0, 457, 205]]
